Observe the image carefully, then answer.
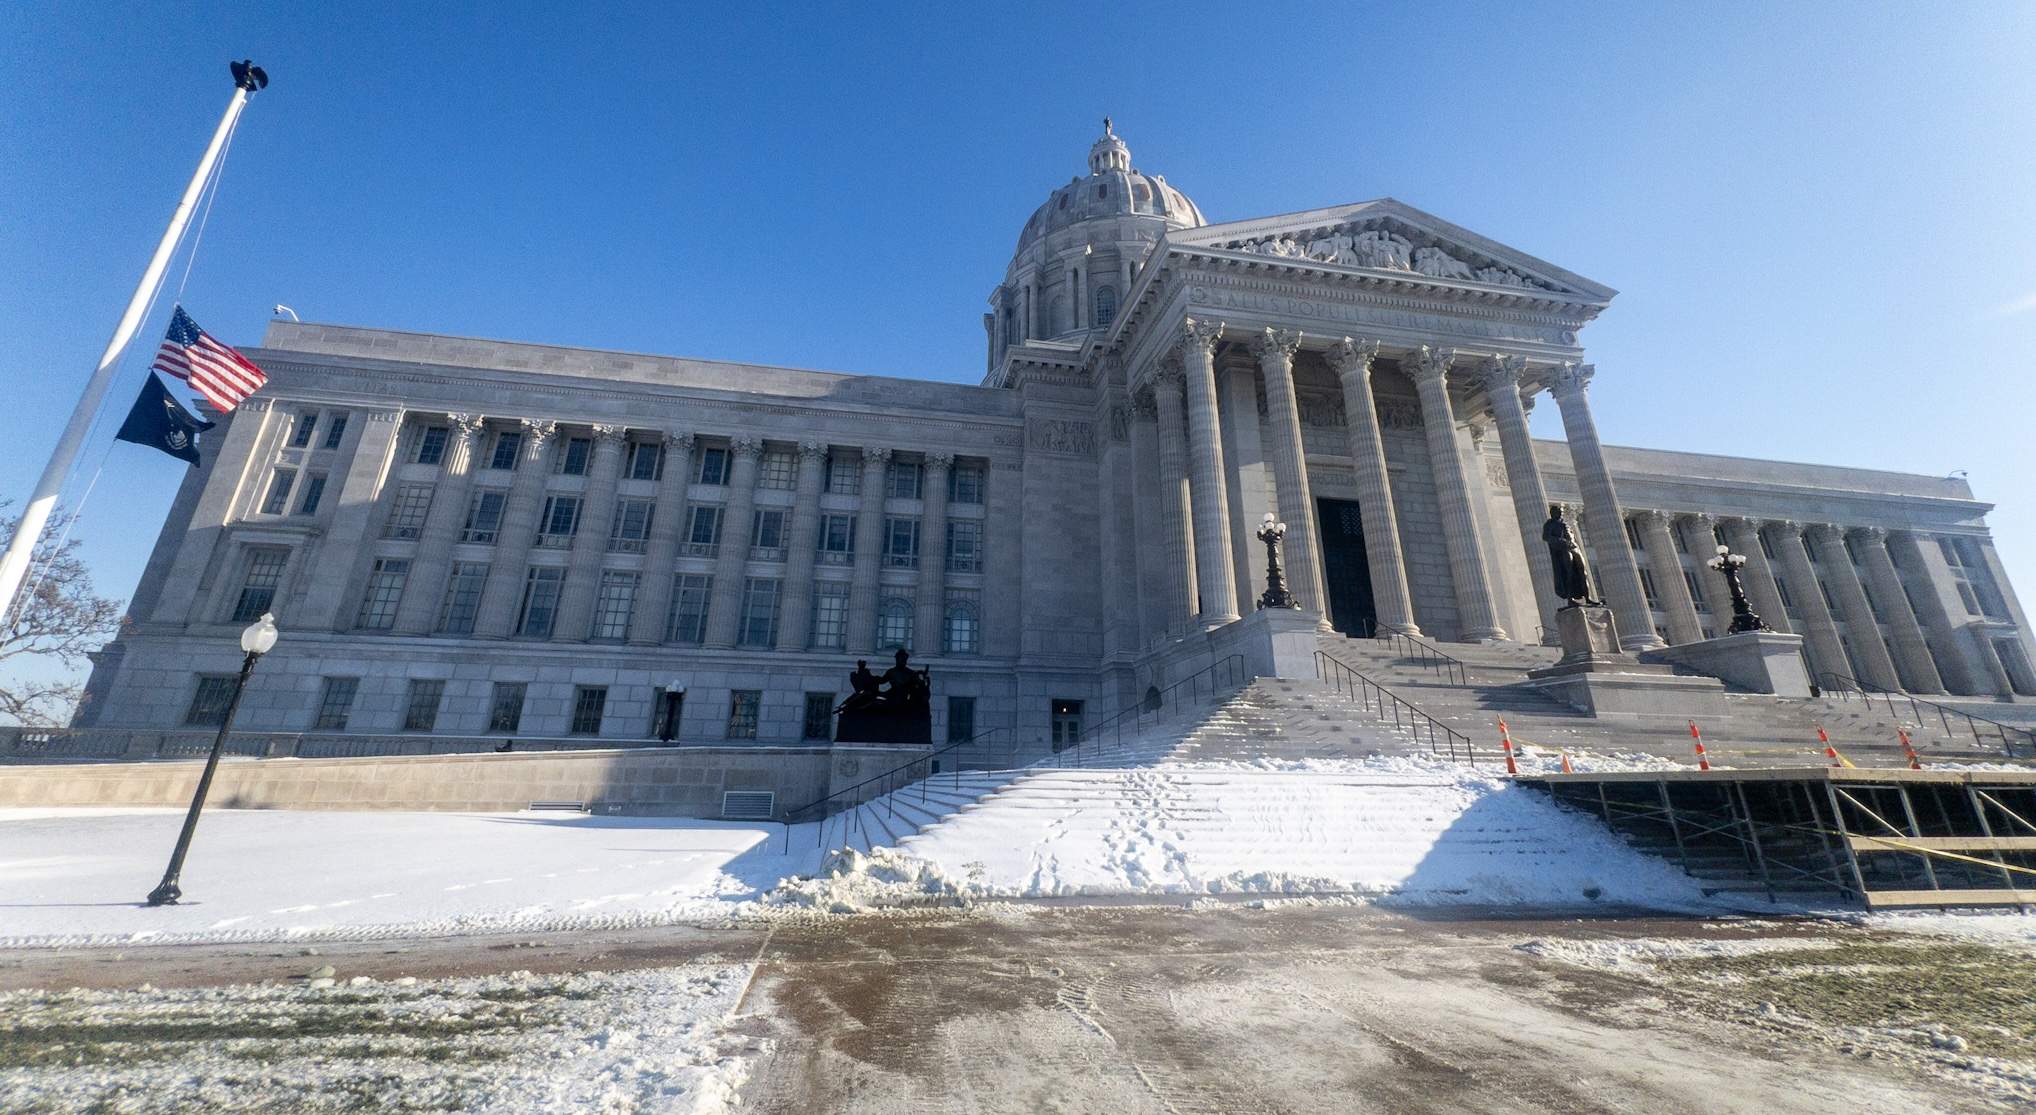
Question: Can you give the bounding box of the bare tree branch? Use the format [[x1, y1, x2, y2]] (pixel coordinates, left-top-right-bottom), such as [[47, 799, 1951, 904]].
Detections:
[[0, 503, 123, 726]]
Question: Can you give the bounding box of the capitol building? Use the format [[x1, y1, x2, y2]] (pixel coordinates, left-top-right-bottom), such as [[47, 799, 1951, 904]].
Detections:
[[78, 125, 2036, 770]]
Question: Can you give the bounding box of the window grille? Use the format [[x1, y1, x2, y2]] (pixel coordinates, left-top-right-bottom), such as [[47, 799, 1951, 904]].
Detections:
[[321, 413, 349, 450], [628, 441, 663, 481], [757, 451, 797, 490], [233, 548, 288, 622], [295, 474, 327, 516], [887, 460, 923, 500], [260, 469, 296, 514], [185, 676, 238, 726], [817, 514, 854, 564], [726, 690, 761, 740], [415, 426, 449, 466], [571, 686, 608, 735], [383, 486, 434, 539], [288, 412, 318, 448], [608, 499, 654, 552], [666, 573, 712, 644], [750, 508, 788, 560], [684, 505, 723, 557], [803, 693, 835, 741], [948, 464, 984, 504], [591, 571, 638, 640], [538, 495, 581, 546], [943, 599, 979, 654], [722, 790, 774, 819], [315, 677, 359, 731], [946, 520, 983, 573], [738, 578, 782, 647], [517, 567, 565, 636], [946, 696, 975, 743], [403, 679, 444, 732], [488, 682, 526, 733], [1094, 285, 1117, 326], [811, 583, 849, 649], [489, 431, 522, 470], [883, 518, 920, 568], [697, 447, 730, 485], [438, 562, 489, 633], [823, 454, 861, 495], [877, 597, 913, 651], [558, 437, 593, 476], [356, 558, 410, 629], [462, 490, 507, 543]]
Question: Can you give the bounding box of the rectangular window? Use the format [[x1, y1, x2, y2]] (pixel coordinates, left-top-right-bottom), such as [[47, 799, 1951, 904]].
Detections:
[[887, 460, 923, 500], [538, 495, 582, 545], [877, 597, 914, 651], [591, 571, 638, 640], [233, 548, 289, 622], [185, 676, 238, 726], [1775, 575, 1800, 617], [295, 473, 327, 516], [684, 504, 723, 556], [948, 463, 984, 505], [462, 489, 507, 543], [1939, 537, 1964, 568], [1758, 529, 1778, 561], [824, 454, 861, 495], [321, 412, 349, 450], [883, 518, 920, 568], [738, 577, 782, 646], [289, 411, 318, 448], [1050, 699, 1084, 749], [1843, 534, 1861, 566], [415, 426, 450, 466], [437, 562, 489, 633], [757, 451, 797, 490], [803, 692, 835, 741], [1958, 581, 1983, 617], [697, 447, 730, 486], [403, 679, 444, 732], [628, 440, 664, 481], [817, 514, 855, 564], [260, 468, 296, 514], [666, 573, 712, 643], [608, 499, 655, 552], [1819, 579, 1838, 611], [1637, 568, 1661, 610], [1683, 569, 1709, 611], [1671, 522, 1690, 554], [315, 677, 359, 731], [811, 583, 850, 649], [517, 567, 565, 636], [571, 686, 608, 735], [382, 485, 434, 539], [489, 431, 522, 470], [557, 436, 593, 476], [946, 520, 983, 573], [947, 696, 976, 743], [726, 689, 761, 740], [488, 682, 526, 733], [751, 508, 788, 559], [943, 597, 979, 654], [355, 558, 410, 629]]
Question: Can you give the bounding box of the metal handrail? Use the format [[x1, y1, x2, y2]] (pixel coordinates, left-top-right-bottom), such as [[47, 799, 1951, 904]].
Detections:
[[1315, 651, 1477, 763], [780, 726, 1019, 832], [1372, 621, 1468, 686], [1049, 654, 1251, 770], [1812, 671, 2034, 758]]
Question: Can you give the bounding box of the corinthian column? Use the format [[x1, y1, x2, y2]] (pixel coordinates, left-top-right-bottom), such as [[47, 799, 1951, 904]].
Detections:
[[915, 451, 954, 655], [1152, 361, 1197, 634], [1541, 364, 1662, 651], [1850, 526, 1944, 693], [1770, 521, 1852, 685], [1803, 523, 1903, 690], [1326, 338, 1418, 635], [775, 441, 829, 651], [1476, 356, 1560, 640], [702, 435, 765, 649], [1886, 529, 1977, 693], [471, 419, 556, 639], [1633, 510, 1702, 644], [1683, 514, 1734, 626], [1719, 518, 1793, 636], [1251, 328, 1323, 612], [847, 446, 891, 653], [1405, 346, 1504, 642], [1179, 318, 1239, 624], [629, 432, 694, 645], [552, 424, 628, 642], [393, 413, 484, 635]]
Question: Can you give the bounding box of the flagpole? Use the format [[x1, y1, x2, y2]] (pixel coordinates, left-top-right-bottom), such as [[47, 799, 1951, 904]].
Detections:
[[0, 63, 266, 629]]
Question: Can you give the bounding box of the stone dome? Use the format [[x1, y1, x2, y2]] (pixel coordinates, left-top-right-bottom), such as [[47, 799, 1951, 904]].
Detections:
[[1012, 120, 1206, 254]]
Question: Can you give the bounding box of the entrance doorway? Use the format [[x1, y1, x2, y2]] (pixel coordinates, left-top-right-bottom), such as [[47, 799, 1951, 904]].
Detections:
[[1317, 498, 1378, 637]]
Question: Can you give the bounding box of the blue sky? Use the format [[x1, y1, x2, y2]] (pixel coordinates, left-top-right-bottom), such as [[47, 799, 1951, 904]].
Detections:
[[3, 2, 2034, 674]]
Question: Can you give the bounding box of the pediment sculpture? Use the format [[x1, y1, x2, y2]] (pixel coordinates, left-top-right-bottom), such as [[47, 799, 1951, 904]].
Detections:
[[1235, 225, 1550, 290]]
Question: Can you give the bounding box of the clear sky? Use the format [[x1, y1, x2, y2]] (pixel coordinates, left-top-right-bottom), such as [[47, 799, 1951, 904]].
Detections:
[[3, 2, 2034, 692]]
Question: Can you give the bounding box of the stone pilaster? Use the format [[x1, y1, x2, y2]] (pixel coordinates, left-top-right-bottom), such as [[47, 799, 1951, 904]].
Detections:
[[1476, 356, 1560, 641], [300, 407, 405, 631], [1719, 517, 1794, 636], [1326, 338, 1418, 636], [1179, 318, 1239, 624], [775, 441, 830, 652], [391, 414, 484, 635], [151, 398, 280, 626], [1633, 510, 1703, 645], [1151, 362, 1197, 635], [1769, 521, 1852, 685], [846, 446, 891, 654], [1885, 529, 1978, 693], [471, 419, 557, 639], [915, 450, 954, 656], [702, 435, 765, 649], [1542, 364, 1662, 651], [1405, 345, 1504, 642], [628, 433, 695, 645], [1850, 526, 1945, 694], [551, 425, 628, 642], [1251, 328, 1323, 613], [1967, 622, 2018, 698]]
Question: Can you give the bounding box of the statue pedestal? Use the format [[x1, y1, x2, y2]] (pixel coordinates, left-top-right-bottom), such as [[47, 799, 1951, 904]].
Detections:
[[1525, 605, 1728, 720], [1551, 605, 1624, 665], [1641, 631, 1812, 697]]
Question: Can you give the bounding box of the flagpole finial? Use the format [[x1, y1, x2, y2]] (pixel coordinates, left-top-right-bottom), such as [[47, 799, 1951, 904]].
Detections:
[[230, 60, 269, 93]]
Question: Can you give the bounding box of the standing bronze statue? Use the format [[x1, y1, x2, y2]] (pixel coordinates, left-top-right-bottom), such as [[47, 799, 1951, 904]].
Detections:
[[1542, 504, 1600, 607]]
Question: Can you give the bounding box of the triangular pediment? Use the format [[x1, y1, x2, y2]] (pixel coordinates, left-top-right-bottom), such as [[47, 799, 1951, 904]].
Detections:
[[1169, 199, 1615, 303]]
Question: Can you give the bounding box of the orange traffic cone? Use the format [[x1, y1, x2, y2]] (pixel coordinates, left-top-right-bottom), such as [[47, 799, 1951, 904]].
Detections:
[[1900, 729, 1921, 771], [1498, 717, 1519, 775], [1560, 753, 1574, 774], [1690, 720, 1710, 771]]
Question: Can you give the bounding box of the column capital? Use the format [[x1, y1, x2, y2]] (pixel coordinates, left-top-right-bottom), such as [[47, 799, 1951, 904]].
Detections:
[[1131, 388, 1158, 421], [1472, 354, 1528, 395], [1803, 522, 1845, 544], [862, 445, 893, 464], [1325, 336, 1380, 378], [1250, 327, 1302, 363], [1851, 525, 1888, 543], [591, 424, 628, 448], [522, 418, 558, 447], [1543, 362, 1595, 401], [728, 434, 765, 458], [1404, 344, 1457, 387], [662, 430, 695, 453], [449, 413, 486, 437], [1180, 317, 1224, 355], [1717, 515, 1757, 532], [924, 449, 955, 471], [1152, 353, 1185, 389], [798, 440, 830, 461], [1631, 508, 1670, 528]]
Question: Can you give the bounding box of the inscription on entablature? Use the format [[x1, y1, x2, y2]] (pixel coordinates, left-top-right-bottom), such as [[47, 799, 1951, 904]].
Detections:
[[1027, 418, 1097, 457], [1186, 286, 1579, 345]]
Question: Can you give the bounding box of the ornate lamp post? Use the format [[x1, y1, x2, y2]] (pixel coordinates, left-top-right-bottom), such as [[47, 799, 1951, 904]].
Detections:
[[658, 679, 686, 743], [1706, 544, 1771, 636], [1256, 513, 1297, 610], [146, 612, 278, 907]]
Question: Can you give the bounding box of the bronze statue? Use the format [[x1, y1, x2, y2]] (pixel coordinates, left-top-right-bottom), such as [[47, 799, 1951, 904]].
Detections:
[[1542, 504, 1600, 607], [833, 648, 933, 744]]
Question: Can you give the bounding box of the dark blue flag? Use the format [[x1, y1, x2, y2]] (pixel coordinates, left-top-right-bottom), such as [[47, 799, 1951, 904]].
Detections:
[[115, 374, 215, 466]]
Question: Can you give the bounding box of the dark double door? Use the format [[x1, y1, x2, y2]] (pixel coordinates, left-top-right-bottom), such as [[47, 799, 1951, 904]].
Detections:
[[1316, 498, 1378, 637]]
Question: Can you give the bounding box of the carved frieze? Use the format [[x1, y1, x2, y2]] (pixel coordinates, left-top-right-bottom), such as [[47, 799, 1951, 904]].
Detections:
[[1296, 390, 1345, 428], [1374, 398, 1422, 431], [1229, 222, 1553, 290], [1027, 418, 1097, 458]]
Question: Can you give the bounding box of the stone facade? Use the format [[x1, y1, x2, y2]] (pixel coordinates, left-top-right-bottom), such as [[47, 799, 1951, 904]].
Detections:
[[77, 126, 2036, 776]]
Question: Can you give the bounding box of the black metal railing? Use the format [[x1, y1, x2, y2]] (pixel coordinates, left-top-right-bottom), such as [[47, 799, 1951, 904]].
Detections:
[[1315, 651, 1476, 763], [1373, 622, 1468, 685], [1047, 654, 1251, 770], [779, 727, 1019, 850], [1812, 672, 2036, 758]]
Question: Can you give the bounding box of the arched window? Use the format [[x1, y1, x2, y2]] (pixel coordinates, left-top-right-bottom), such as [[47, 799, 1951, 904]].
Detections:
[[1094, 285, 1118, 326], [877, 598, 913, 651], [943, 600, 979, 655]]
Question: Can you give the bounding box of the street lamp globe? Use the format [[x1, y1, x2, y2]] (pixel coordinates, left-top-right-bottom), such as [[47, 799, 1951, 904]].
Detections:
[[241, 612, 279, 655]]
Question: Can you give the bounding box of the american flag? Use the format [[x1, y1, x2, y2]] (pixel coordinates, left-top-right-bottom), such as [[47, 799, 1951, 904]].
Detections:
[[150, 305, 267, 412]]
